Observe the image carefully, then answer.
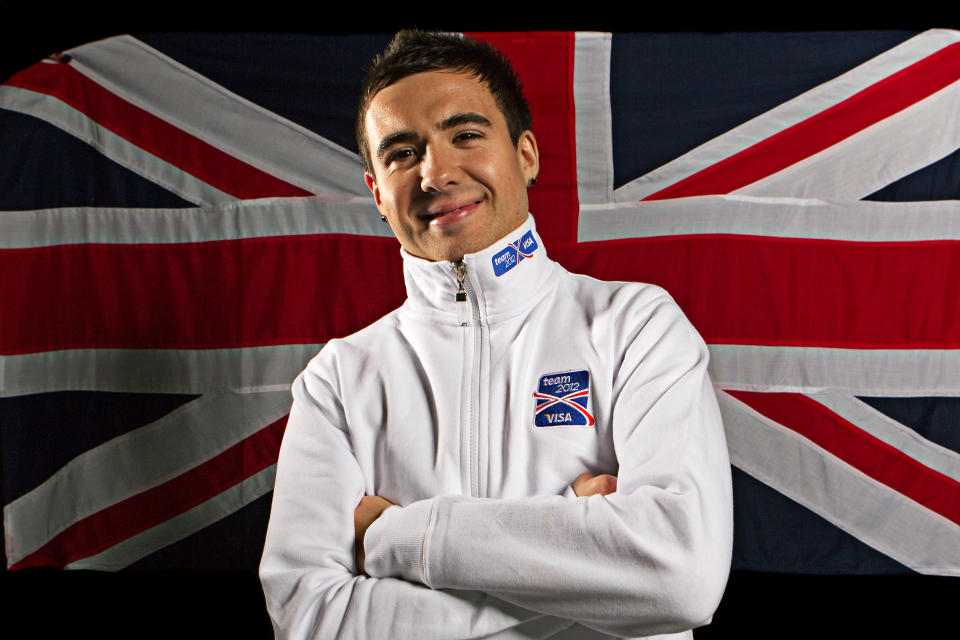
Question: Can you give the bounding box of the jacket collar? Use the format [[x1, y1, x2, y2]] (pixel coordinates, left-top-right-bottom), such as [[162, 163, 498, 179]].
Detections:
[[400, 215, 557, 324]]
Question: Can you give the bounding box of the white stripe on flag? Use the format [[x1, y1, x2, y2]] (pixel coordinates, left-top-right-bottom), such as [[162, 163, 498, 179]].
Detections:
[[3, 390, 291, 565], [709, 344, 960, 396], [65, 466, 276, 571], [0, 345, 323, 396], [808, 391, 960, 485], [578, 196, 960, 243], [0, 85, 233, 206], [614, 29, 960, 201], [67, 35, 369, 199], [574, 32, 614, 205], [0, 196, 389, 249], [735, 77, 960, 199], [719, 389, 960, 576]]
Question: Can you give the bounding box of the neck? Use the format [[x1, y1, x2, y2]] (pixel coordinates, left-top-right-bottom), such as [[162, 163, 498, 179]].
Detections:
[[400, 214, 557, 323]]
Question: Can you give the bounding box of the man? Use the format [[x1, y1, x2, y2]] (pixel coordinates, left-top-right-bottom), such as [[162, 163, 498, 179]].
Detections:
[[260, 31, 732, 639]]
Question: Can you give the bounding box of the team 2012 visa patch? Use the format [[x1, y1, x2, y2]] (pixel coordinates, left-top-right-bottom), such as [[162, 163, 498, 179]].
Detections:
[[534, 369, 595, 427], [491, 230, 538, 277]]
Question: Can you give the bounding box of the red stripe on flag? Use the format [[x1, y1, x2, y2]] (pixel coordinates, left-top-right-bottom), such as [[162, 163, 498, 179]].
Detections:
[[0, 235, 405, 354], [555, 235, 960, 349], [643, 42, 960, 200], [10, 415, 287, 570], [4, 234, 959, 353], [469, 32, 579, 245], [727, 390, 960, 527], [5, 61, 312, 199]]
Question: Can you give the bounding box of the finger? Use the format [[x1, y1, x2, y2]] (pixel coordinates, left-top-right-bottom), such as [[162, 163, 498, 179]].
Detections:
[[595, 474, 617, 495], [573, 473, 618, 497], [354, 495, 393, 575], [572, 472, 595, 496]]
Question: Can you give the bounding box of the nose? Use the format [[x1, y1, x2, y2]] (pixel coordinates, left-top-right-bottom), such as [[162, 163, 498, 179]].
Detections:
[[419, 144, 457, 193]]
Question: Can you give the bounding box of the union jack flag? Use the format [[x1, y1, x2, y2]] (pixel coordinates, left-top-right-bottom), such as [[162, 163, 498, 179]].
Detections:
[[2, 30, 959, 576]]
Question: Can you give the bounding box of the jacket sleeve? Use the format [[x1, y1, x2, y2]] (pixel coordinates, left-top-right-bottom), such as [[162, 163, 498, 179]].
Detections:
[[362, 293, 733, 638], [259, 357, 570, 640]]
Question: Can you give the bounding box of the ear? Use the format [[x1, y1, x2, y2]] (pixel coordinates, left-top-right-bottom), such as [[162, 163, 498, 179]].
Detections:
[[364, 172, 383, 208], [516, 130, 540, 184]]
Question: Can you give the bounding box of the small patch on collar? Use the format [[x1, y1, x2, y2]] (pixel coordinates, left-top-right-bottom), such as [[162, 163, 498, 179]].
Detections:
[[534, 369, 594, 427], [492, 230, 538, 277]]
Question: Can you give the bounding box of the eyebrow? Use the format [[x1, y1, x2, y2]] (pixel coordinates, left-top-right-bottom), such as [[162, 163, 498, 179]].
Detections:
[[374, 113, 494, 161], [440, 112, 492, 130], [376, 131, 418, 160]]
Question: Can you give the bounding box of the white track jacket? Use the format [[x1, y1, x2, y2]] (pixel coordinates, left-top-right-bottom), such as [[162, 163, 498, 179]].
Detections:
[[260, 216, 733, 639]]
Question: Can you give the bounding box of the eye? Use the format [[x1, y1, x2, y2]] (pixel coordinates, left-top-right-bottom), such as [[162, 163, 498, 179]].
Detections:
[[386, 147, 417, 165], [454, 131, 483, 143]]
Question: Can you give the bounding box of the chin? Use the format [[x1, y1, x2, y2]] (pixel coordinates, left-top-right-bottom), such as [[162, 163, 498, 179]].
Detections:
[[422, 235, 477, 263], [432, 248, 466, 263]]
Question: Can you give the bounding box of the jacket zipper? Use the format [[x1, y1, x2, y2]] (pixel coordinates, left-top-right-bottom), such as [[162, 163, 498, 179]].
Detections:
[[453, 260, 482, 498]]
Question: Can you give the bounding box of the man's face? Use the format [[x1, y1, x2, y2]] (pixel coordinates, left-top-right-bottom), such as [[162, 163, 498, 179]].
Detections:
[[363, 71, 539, 262]]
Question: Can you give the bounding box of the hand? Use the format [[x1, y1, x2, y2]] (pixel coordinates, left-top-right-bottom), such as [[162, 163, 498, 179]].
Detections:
[[572, 472, 618, 497], [354, 494, 394, 575]]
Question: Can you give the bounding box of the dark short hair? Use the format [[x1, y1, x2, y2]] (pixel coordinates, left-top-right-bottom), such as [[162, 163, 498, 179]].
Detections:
[[356, 30, 533, 175]]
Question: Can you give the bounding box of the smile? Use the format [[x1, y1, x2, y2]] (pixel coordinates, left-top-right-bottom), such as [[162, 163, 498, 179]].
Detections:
[[421, 200, 482, 227]]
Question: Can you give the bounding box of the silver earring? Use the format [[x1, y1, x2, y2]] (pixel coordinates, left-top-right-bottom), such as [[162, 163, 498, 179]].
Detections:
[[380, 214, 387, 222]]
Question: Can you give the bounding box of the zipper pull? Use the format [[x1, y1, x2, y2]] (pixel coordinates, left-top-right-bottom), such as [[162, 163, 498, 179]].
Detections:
[[452, 260, 468, 302]]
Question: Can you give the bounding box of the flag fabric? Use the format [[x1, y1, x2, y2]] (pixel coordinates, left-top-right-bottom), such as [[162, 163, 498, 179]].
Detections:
[[2, 30, 959, 575]]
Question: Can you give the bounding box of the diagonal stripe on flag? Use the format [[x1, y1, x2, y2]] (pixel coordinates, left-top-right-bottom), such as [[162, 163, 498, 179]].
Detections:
[[809, 391, 960, 483], [643, 42, 960, 200], [727, 390, 960, 527], [613, 29, 960, 202], [734, 79, 960, 199], [3, 390, 291, 565], [65, 465, 277, 570], [5, 61, 311, 200], [10, 415, 286, 570], [65, 35, 370, 199], [0, 84, 235, 206], [718, 389, 960, 575]]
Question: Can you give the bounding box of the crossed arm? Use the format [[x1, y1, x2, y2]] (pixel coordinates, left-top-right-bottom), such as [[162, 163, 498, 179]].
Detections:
[[354, 473, 618, 575]]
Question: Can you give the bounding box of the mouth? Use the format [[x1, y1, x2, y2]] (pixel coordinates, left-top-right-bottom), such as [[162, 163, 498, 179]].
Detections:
[[420, 200, 482, 227]]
